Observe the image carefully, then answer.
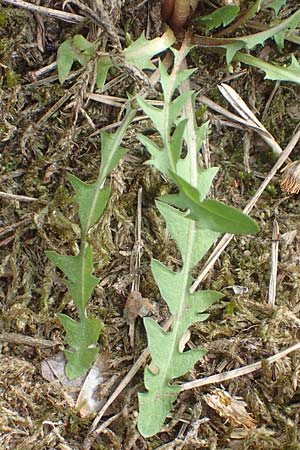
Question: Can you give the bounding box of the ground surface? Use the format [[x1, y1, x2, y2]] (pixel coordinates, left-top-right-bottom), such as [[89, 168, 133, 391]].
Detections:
[[1, 1, 300, 449]]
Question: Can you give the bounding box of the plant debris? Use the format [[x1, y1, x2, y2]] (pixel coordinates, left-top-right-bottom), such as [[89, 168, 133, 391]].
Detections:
[[1, 0, 300, 448]]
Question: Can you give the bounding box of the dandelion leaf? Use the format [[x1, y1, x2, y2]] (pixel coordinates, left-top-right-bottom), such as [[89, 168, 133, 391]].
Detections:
[[151, 261, 183, 316], [155, 201, 220, 267], [97, 29, 175, 89], [68, 174, 110, 237], [181, 290, 224, 331], [205, 9, 300, 63], [57, 39, 74, 84], [96, 56, 113, 90], [46, 109, 134, 379], [99, 130, 128, 180], [138, 135, 169, 174], [124, 28, 175, 70], [46, 242, 98, 313], [71, 35, 98, 65], [136, 52, 259, 437], [266, 0, 287, 15], [138, 379, 180, 438], [57, 35, 97, 84], [47, 243, 101, 378], [137, 98, 164, 136], [144, 316, 207, 380], [159, 59, 195, 95], [197, 167, 219, 201], [196, 5, 240, 32], [138, 118, 187, 175], [60, 314, 102, 379], [138, 203, 224, 437], [238, 53, 300, 84]]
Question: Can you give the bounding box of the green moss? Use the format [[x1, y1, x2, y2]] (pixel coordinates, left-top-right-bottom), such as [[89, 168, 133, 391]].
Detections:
[[262, 87, 299, 144], [0, 8, 8, 27], [0, 38, 14, 56], [195, 105, 207, 123], [265, 183, 277, 197], [225, 299, 237, 315], [5, 68, 19, 87]]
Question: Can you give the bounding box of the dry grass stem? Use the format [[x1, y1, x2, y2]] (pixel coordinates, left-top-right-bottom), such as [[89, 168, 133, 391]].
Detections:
[[181, 342, 300, 391], [1, 0, 86, 22], [83, 348, 149, 449], [2, 1, 300, 446], [0, 191, 37, 202], [0, 331, 56, 348], [218, 83, 283, 156], [268, 219, 279, 306], [199, 95, 270, 136]]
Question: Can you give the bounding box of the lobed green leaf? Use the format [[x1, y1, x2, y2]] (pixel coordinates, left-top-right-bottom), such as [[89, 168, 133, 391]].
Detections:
[[265, 0, 287, 15], [138, 380, 180, 437], [155, 201, 220, 267], [138, 118, 187, 175], [95, 29, 175, 90], [57, 39, 74, 84], [68, 174, 111, 237], [137, 98, 164, 136], [47, 108, 134, 378], [136, 50, 259, 437], [96, 56, 113, 91], [60, 314, 102, 379], [46, 242, 99, 314], [181, 290, 223, 331], [195, 9, 300, 63], [124, 28, 175, 71], [57, 35, 98, 84], [159, 59, 195, 98], [236, 52, 300, 84], [138, 134, 169, 174], [195, 5, 240, 32], [99, 131, 128, 181], [151, 261, 184, 316]]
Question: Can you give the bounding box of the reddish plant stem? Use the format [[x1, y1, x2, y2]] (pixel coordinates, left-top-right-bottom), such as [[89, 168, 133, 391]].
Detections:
[[170, 0, 191, 31], [162, 0, 192, 31], [161, 0, 175, 21]]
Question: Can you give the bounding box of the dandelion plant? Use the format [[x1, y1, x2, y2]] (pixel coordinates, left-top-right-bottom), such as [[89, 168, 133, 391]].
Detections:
[[46, 107, 135, 379], [136, 45, 259, 437]]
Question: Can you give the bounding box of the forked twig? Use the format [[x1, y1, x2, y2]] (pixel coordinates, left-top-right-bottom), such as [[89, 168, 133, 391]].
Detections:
[[218, 84, 267, 131], [199, 94, 268, 135]]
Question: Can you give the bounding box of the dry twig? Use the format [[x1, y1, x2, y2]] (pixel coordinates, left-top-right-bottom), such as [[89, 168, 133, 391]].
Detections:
[[0, 191, 38, 202], [181, 342, 300, 391], [0, 0, 85, 23], [0, 331, 56, 348]]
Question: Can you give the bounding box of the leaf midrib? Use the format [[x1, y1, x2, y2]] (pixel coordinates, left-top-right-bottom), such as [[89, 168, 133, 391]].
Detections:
[[159, 220, 196, 388]]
